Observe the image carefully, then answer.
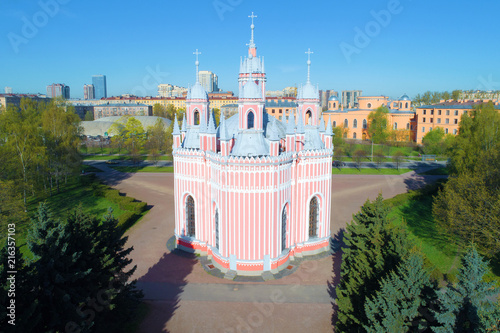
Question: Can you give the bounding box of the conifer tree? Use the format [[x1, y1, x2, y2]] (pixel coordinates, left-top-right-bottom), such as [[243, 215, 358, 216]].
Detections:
[[0, 242, 39, 332], [433, 246, 500, 333], [335, 194, 410, 332], [364, 252, 437, 332]]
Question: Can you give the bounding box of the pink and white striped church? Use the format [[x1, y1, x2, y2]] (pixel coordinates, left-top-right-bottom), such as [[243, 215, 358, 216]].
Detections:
[[172, 13, 333, 276]]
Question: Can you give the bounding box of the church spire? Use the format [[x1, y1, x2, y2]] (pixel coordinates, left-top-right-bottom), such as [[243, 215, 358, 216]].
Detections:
[[193, 49, 201, 83], [248, 12, 257, 50], [305, 48, 313, 84]]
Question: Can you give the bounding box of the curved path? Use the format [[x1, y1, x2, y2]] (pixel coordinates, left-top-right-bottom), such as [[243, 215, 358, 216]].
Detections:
[[89, 161, 443, 333]]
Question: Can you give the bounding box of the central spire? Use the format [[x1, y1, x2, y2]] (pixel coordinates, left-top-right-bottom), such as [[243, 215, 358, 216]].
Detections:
[[247, 12, 257, 55], [193, 49, 201, 83], [306, 48, 313, 84]]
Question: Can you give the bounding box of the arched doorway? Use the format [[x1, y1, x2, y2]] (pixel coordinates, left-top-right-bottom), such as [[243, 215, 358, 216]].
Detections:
[[186, 195, 195, 237], [309, 196, 319, 238], [306, 110, 312, 125]]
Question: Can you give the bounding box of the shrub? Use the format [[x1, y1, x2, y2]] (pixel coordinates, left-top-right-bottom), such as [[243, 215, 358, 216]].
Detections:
[[117, 211, 138, 230]]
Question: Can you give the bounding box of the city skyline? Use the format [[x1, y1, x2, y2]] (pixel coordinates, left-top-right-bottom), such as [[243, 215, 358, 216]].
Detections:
[[1, 0, 499, 99]]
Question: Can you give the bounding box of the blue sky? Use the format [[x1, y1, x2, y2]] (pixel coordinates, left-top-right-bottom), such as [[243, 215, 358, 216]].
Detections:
[[1, 0, 499, 99]]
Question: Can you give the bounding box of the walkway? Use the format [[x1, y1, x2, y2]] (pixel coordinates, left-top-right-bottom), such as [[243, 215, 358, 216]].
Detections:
[[89, 161, 444, 332]]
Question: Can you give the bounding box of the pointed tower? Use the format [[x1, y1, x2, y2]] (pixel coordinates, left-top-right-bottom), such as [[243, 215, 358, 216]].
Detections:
[[238, 12, 267, 99], [186, 49, 209, 128], [172, 114, 181, 149], [206, 110, 217, 152], [296, 110, 305, 152], [219, 113, 231, 156], [324, 118, 333, 150], [297, 48, 320, 127], [286, 113, 295, 152], [181, 113, 187, 142]]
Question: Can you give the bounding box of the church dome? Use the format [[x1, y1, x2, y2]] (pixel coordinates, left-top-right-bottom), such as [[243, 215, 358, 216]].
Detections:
[[241, 80, 262, 99], [328, 95, 339, 101], [187, 82, 208, 100], [400, 94, 410, 101], [299, 82, 318, 100]]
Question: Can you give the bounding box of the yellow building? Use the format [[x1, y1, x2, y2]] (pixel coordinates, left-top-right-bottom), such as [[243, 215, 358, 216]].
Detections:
[[322, 95, 416, 141], [415, 99, 500, 143]]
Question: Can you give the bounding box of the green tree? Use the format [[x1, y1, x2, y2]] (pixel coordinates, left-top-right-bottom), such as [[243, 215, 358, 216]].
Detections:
[[332, 125, 346, 148], [336, 195, 410, 332], [0, 98, 44, 210], [392, 150, 405, 170], [367, 106, 390, 144], [433, 246, 500, 333], [146, 118, 168, 165], [0, 242, 39, 332], [212, 108, 221, 126], [26, 203, 142, 332], [84, 110, 94, 121], [422, 127, 446, 155], [448, 101, 500, 175], [373, 150, 385, 170], [352, 149, 367, 170], [334, 147, 345, 169], [41, 99, 82, 193], [452, 90, 461, 101], [433, 150, 500, 257], [152, 103, 167, 118], [364, 252, 437, 333]]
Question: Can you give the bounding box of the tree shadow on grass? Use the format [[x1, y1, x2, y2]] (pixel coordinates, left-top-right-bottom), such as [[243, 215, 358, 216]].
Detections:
[[327, 228, 345, 331], [136, 248, 197, 333]]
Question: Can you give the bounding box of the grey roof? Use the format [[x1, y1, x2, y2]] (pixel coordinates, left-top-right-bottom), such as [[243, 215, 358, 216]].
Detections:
[[187, 82, 208, 100], [304, 126, 325, 150], [297, 82, 319, 100], [230, 131, 269, 156], [319, 116, 325, 132], [83, 116, 171, 137], [328, 95, 339, 101], [221, 111, 286, 140], [182, 127, 200, 149], [172, 115, 181, 135], [400, 94, 410, 101], [240, 80, 262, 99], [265, 100, 297, 108], [94, 103, 150, 108], [286, 113, 295, 135]]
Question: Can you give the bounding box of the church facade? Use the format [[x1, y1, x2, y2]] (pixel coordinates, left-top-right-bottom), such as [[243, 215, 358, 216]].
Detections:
[[172, 14, 333, 276]]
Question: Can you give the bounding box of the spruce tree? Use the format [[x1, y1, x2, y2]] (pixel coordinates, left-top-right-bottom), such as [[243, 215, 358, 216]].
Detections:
[[335, 194, 410, 332], [27, 202, 94, 332], [0, 242, 39, 332], [364, 252, 437, 332], [433, 246, 500, 333]]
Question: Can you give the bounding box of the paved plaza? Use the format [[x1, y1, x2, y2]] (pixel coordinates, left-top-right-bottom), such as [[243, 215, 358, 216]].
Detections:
[[90, 162, 443, 332]]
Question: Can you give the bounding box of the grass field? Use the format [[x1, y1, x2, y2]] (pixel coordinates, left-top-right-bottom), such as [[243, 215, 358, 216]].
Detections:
[[82, 154, 172, 161], [7, 176, 147, 258], [386, 182, 499, 284], [332, 168, 412, 175], [110, 165, 174, 173]]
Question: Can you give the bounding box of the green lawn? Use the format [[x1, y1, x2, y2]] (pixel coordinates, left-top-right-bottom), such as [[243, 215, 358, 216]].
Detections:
[[332, 168, 412, 175], [386, 182, 500, 285], [9, 176, 146, 258], [82, 154, 172, 161], [386, 189, 460, 281], [110, 166, 174, 173]]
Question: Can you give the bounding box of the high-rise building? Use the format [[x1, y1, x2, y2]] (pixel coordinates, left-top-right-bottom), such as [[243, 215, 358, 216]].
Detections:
[[84, 84, 95, 100], [341, 90, 362, 108], [158, 84, 188, 97], [319, 89, 337, 109], [198, 70, 219, 93], [4, 87, 13, 94], [92, 75, 107, 99], [47, 83, 70, 99]]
